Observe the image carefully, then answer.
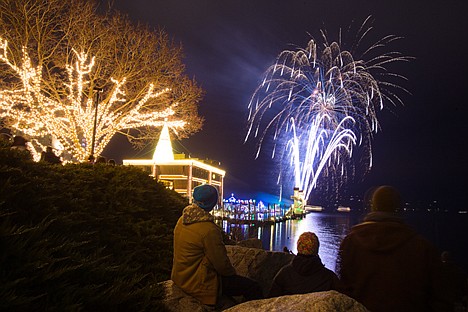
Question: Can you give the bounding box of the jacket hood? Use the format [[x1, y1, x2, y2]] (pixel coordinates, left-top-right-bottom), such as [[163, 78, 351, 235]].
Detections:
[[182, 204, 214, 225], [292, 254, 325, 276], [349, 212, 418, 252]]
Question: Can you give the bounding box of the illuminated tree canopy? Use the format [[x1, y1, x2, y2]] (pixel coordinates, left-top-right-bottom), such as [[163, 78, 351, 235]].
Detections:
[[0, 0, 203, 161]]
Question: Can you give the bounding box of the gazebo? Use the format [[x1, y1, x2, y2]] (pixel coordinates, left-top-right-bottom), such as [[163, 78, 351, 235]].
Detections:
[[123, 124, 225, 204]]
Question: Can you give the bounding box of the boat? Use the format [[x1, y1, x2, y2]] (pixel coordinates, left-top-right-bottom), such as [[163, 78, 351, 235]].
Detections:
[[337, 206, 351, 212], [305, 205, 324, 212]]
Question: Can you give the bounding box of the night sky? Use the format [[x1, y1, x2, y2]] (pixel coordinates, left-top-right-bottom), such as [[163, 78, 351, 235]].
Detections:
[[102, 0, 468, 209]]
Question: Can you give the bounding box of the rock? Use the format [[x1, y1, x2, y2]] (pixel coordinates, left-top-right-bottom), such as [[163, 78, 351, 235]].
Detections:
[[159, 280, 239, 311], [226, 245, 294, 295], [159, 280, 212, 312], [235, 238, 263, 249], [161, 245, 367, 311], [223, 290, 368, 312]]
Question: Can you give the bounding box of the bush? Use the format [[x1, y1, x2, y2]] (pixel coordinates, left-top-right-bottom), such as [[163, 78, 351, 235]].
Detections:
[[0, 147, 187, 311]]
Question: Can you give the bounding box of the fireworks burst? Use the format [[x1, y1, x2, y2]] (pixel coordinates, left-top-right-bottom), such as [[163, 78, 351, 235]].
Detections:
[[245, 17, 411, 202]]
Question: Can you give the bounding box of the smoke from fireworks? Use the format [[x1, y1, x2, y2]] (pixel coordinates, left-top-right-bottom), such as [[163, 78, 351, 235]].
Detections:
[[245, 17, 411, 202]]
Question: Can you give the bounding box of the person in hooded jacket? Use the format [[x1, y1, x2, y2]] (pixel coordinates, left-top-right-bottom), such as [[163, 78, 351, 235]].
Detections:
[[171, 184, 263, 308], [40, 146, 62, 164], [10, 135, 32, 158], [268, 231, 339, 297], [336, 185, 449, 312]]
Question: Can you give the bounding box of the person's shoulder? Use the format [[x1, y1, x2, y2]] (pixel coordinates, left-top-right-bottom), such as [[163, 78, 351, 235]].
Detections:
[[204, 221, 223, 235], [408, 232, 439, 251], [349, 216, 411, 234], [186, 218, 219, 235], [274, 262, 293, 278], [324, 266, 339, 277]]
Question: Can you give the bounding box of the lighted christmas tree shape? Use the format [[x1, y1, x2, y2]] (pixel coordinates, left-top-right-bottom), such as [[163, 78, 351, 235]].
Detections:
[[153, 121, 175, 162]]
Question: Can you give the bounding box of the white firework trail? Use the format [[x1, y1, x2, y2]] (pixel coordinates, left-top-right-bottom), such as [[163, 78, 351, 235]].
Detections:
[[245, 17, 411, 202]]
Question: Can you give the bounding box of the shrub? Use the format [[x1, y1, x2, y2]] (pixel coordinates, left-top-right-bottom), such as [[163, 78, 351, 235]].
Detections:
[[0, 148, 187, 311]]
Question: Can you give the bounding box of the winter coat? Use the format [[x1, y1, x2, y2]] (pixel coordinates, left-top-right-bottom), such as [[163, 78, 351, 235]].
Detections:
[[336, 211, 447, 312], [268, 254, 339, 297], [171, 204, 236, 305], [40, 151, 61, 164]]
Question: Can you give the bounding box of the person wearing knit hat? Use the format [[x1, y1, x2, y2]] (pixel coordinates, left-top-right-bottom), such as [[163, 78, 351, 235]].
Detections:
[[192, 184, 219, 211], [172, 184, 263, 307], [297, 232, 320, 256], [336, 185, 450, 311], [268, 231, 339, 297], [371, 185, 401, 212]]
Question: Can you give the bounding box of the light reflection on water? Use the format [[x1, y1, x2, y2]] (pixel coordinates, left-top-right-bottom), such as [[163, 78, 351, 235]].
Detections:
[[220, 211, 468, 273], [220, 212, 363, 272]]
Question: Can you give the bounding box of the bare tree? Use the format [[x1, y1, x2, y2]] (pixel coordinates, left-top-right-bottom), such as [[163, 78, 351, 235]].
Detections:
[[0, 0, 203, 161]]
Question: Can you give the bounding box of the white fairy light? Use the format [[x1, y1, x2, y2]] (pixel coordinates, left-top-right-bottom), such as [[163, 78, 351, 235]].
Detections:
[[0, 37, 186, 161]]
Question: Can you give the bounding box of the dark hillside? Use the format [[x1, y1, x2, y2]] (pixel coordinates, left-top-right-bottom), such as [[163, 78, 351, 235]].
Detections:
[[0, 142, 187, 311]]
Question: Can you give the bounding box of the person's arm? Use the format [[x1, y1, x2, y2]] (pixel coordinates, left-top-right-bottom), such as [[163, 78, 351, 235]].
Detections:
[[335, 237, 352, 295], [330, 270, 342, 291], [203, 226, 236, 276], [267, 270, 284, 298]]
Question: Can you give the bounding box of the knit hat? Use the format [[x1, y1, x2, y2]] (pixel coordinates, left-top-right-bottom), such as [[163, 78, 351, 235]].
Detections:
[[193, 184, 218, 212], [297, 232, 319, 256], [371, 185, 401, 212]]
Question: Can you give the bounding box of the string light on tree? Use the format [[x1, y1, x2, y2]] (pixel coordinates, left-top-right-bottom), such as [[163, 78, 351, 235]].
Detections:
[[0, 38, 187, 162], [0, 0, 203, 162]]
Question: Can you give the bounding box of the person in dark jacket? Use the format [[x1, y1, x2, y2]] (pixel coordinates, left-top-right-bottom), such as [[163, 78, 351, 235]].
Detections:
[[336, 185, 449, 312], [268, 231, 339, 297], [40, 146, 62, 164], [171, 184, 263, 307]]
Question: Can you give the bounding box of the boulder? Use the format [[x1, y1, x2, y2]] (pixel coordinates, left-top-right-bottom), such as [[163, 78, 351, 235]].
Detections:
[[224, 291, 368, 312], [159, 280, 211, 312], [235, 238, 263, 249], [226, 245, 294, 295], [160, 245, 292, 311], [159, 279, 238, 311], [161, 245, 367, 311]]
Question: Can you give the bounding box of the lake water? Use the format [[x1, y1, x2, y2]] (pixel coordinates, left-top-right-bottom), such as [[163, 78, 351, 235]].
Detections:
[[220, 211, 468, 273]]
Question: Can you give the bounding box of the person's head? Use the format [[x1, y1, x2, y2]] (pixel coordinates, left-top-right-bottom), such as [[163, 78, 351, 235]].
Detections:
[[12, 135, 27, 146], [297, 231, 319, 256], [0, 133, 11, 143], [46, 146, 53, 153], [371, 185, 401, 212], [441, 251, 452, 263], [193, 184, 218, 212], [96, 156, 107, 163]]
